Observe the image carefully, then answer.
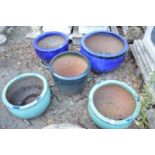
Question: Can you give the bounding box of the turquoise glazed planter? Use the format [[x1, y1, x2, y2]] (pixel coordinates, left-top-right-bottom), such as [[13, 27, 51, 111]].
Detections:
[[88, 80, 141, 129], [1, 73, 52, 119]]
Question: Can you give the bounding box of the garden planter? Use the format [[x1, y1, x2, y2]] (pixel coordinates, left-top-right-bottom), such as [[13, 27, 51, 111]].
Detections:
[[33, 31, 69, 65], [81, 31, 128, 73], [49, 51, 91, 95], [88, 80, 141, 128], [1, 73, 52, 119]]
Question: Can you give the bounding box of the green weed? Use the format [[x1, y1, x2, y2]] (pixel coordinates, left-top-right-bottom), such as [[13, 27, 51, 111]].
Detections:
[[136, 72, 155, 128]]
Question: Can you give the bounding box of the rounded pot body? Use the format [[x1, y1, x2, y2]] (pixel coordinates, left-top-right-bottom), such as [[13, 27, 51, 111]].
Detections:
[[49, 51, 91, 95], [80, 31, 128, 73], [33, 31, 69, 65], [1, 73, 52, 119], [52, 74, 88, 95], [88, 80, 141, 129]]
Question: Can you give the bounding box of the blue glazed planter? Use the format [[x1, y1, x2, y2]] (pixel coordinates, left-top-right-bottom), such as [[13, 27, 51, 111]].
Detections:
[[49, 51, 91, 95], [1, 73, 52, 119], [33, 31, 69, 65], [88, 80, 141, 129], [81, 31, 128, 73]]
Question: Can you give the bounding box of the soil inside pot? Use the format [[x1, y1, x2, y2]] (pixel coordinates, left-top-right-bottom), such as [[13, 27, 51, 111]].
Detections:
[[52, 54, 88, 77], [38, 35, 65, 49], [85, 34, 124, 54], [93, 85, 136, 120], [6, 77, 43, 106]]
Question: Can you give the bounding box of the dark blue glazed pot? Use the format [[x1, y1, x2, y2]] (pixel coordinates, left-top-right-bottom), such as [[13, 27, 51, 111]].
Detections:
[[49, 51, 91, 95], [33, 31, 69, 65], [80, 31, 128, 73]]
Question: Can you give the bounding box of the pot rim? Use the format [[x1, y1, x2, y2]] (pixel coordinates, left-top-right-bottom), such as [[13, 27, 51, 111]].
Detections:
[[88, 80, 141, 125], [81, 31, 128, 58], [33, 31, 69, 52], [40, 60, 50, 69], [49, 51, 91, 80], [1, 73, 49, 110]]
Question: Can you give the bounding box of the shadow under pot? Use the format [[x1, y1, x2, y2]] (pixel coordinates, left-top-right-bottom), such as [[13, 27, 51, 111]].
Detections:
[[33, 31, 69, 66], [1, 73, 52, 119], [80, 31, 128, 73], [88, 80, 141, 129], [49, 51, 91, 96]]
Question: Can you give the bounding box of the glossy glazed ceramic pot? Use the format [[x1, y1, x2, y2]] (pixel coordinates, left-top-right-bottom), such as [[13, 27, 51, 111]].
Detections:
[[88, 80, 141, 128], [1, 73, 52, 119], [33, 31, 69, 65], [81, 31, 128, 73], [49, 51, 91, 95]]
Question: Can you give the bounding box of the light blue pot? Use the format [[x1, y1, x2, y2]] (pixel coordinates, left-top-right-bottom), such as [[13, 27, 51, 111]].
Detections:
[[88, 80, 141, 129], [1, 73, 52, 119]]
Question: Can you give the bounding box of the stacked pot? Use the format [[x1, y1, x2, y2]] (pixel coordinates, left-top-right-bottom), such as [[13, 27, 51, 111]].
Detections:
[[1, 30, 141, 128]]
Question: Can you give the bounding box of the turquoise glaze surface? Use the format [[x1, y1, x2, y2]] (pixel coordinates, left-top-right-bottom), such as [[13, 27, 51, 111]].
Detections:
[[1, 73, 52, 119], [88, 80, 141, 129]]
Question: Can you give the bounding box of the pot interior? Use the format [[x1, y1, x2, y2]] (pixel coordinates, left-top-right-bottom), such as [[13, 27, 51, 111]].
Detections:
[[93, 84, 136, 120], [85, 34, 124, 54], [6, 77, 43, 106], [38, 35, 65, 49], [52, 54, 88, 77]]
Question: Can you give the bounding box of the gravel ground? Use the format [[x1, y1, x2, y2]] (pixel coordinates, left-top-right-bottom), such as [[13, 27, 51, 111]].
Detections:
[[0, 27, 143, 129]]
